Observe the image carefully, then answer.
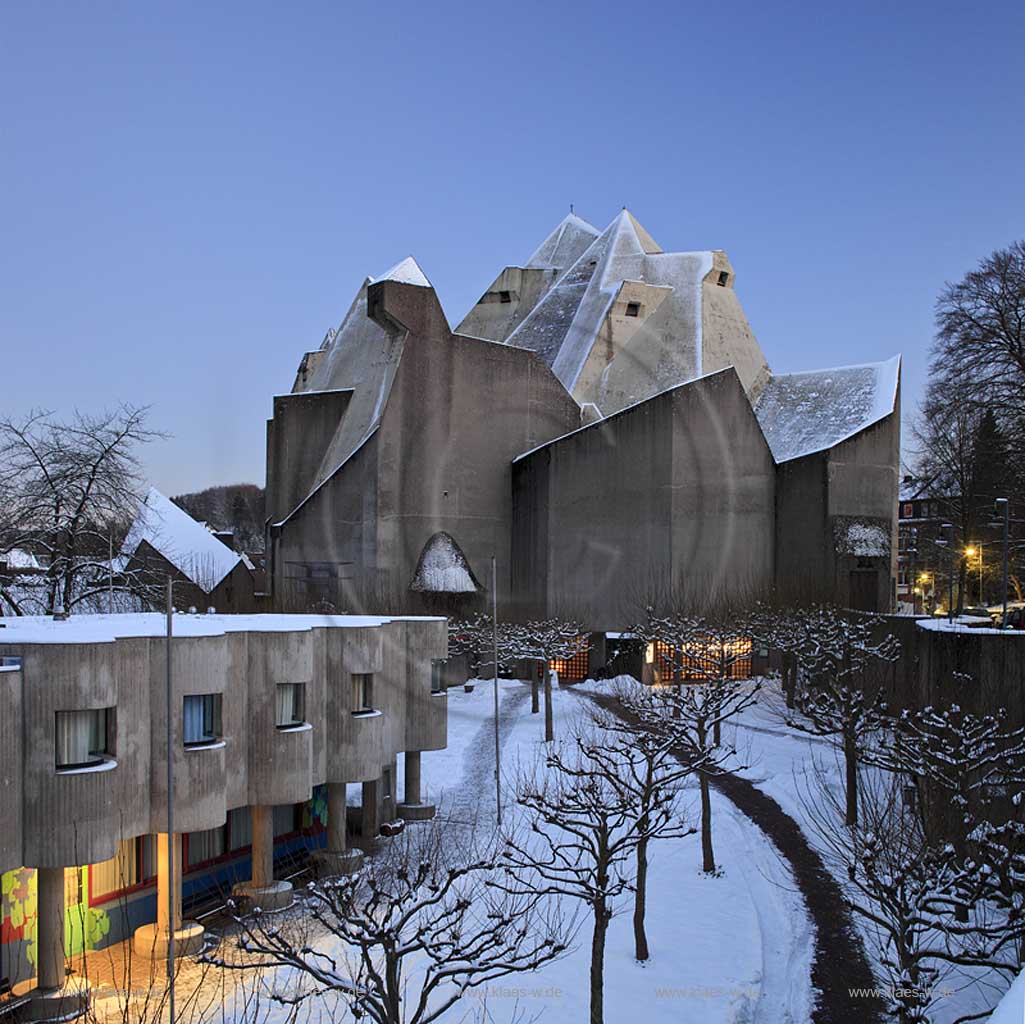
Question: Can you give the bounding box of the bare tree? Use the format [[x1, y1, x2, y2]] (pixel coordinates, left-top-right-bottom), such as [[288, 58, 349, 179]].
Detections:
[[929, 240, 1025, 436], [215, 818, 566, 1024], [447, 614, 518, 681], [777, 606, 899, 827], [504, 620, 587, 740], [804, 755, 1024, 1024], [616, 673, 756, 876], [590, 685, 697, 961], [502, 731, 674, 1024], [0, 405, 163, 615]]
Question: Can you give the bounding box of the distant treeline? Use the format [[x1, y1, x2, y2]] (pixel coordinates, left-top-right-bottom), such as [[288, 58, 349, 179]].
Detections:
[[173, 483, 265, 553]]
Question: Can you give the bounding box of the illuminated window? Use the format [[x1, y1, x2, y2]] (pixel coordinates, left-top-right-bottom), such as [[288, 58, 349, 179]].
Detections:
[[551, 642, 589, 681], [91, 837, 157, 899]]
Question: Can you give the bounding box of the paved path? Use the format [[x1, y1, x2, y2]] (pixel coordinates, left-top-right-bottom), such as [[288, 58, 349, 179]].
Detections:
[[582, 688, 886, 1024]]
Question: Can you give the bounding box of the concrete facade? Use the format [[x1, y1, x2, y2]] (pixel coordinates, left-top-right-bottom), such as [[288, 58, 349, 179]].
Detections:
[[266, 212, 901, 625], [0, 611, 446, 1006]]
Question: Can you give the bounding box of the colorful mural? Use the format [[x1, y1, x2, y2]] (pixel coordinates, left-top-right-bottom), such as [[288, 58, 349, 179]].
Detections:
[[1, 866, 109, 971]]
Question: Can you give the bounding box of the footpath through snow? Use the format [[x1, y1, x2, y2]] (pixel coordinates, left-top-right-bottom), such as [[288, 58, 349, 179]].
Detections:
[[420, 678, 816, 1024]]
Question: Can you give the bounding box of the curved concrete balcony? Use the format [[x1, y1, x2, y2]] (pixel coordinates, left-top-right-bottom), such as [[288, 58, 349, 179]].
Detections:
[[332, 707, 385, 782], [250, 721, 314, 805]]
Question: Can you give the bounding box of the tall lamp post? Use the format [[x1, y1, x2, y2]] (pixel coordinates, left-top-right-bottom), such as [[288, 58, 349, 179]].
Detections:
[[936, 524, 955, 623], [994, 498, 1010, 629], [965, 545, 982, 605]]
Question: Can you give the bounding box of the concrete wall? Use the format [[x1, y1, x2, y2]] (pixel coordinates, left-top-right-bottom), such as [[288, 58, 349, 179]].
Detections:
[[700, 253, 771, 403], [512, 368, 777, 628], [456, 266, 556, 343], [266, 390, 352, 524], [0, 662, 23, 873]]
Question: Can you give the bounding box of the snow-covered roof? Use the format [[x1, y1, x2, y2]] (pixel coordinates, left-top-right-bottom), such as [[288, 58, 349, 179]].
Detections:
[[754, 355, 900, 463], [372, 256, 432, 288], [0, 611, 445, 646], [122, 488, 244, 593], [1, 548, 41, 569], [410, 532, 480, 593], [524, 213, 601, 271]]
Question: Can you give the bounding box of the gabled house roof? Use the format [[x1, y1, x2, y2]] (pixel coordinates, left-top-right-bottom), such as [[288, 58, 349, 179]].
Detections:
[[122, 488, 244, 593]]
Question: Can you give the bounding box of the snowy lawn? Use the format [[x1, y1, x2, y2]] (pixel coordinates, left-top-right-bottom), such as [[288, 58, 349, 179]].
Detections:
[[414, 678, 814, 1024], [720, 678, 1014, 1024]]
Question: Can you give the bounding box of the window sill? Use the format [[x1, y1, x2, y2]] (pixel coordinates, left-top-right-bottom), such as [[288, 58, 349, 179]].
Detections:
[[275, 721, 312, 733], [184, 739, 226, 752], [351, 708, 382, 719], [56, 756, 118, 776]]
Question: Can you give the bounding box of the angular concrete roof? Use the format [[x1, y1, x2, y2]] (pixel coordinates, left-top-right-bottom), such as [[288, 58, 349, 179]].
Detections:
[[504, 210, 715, 406], [524, 212, 601, 273], [754, 355, 901, 463]]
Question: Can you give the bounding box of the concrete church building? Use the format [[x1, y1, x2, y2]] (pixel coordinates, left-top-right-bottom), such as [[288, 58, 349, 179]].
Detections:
[[266, 211, 900, 627]]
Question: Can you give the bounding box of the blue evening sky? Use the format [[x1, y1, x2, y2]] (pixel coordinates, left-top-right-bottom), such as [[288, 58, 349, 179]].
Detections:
[[3, 1, 1023, 494]]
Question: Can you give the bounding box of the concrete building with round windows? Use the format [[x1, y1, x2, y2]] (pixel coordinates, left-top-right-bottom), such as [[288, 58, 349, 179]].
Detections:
[[0, 612, 446, 1016]]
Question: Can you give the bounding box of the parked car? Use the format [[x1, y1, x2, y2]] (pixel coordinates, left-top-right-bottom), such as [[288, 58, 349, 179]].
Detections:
[[1000, 607, 1025, 630], [961, 606, 994, 622]]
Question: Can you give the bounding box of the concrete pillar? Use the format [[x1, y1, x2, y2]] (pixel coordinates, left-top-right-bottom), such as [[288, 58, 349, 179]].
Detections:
[[250, 805, 274, 889], [133, 834, 204, 957], [398, 751, 435, 821], [327, 783, 348, 851], [312, 782, 363, 876], [404, 751, 421, 805], [36, 868, 65, 992], [361, 779, 380, 843], [155, 832, 182, 934], [28, 868, 89, 1020], [232, 806, 292, 912]]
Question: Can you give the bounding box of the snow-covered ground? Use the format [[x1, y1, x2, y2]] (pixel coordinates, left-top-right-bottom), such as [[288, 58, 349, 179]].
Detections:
[[209, 674, 1013, 1024], [718, 681, 1014, 1023], [413, 677, 814, 1024]]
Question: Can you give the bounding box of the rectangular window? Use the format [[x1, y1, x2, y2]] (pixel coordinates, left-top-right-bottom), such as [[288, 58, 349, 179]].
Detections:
[[352, 673, 374, 713], [64, 867, 82, 908], [717, 270, 730, 287], [275, 683, 305, 728], [92, 838, 140, 899], [431, 659, 446, 694], [273, 803, 301, 838], [183, 694, 222, 747], [902, 503, 913, 517], [625, 301, 640, 317], [228, 807, 252, 851], [382, 767, 392, 800], [187, 826, 226, 868], [499, 290, 512, 303], [55, 708, 113, 770]]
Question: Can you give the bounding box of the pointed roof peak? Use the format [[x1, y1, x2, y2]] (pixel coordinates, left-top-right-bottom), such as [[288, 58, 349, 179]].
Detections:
[[373, 256, 432, 289], [525, 212, 601, 269], [605, 208, 662, 254]]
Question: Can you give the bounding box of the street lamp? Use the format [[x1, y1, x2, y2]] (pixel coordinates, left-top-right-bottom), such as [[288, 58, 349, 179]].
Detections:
[[935, 524, 955, 623], [991, 499, 1010, 629]]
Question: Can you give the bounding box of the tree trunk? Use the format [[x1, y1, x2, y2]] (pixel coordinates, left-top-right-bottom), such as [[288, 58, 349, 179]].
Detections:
[[844, 730, 858, 828], [699, 772, 715, 873], [784, 655, 796, 709], [544, 665, 554, 742], [531, 670, 540, 714], [633, 833, 650, 961], [589, 903, 610, 1024]]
